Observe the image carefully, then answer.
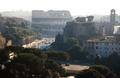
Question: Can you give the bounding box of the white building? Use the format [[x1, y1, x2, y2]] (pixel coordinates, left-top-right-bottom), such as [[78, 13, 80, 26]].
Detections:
[[113, 26, 120, 35], [85, 25, 120, 57], [85, 36, 120, 57]]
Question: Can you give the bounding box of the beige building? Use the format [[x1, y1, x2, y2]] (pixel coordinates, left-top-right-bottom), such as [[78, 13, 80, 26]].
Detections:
[[0, 32, 12, 48], [0, 33, 6, 48]]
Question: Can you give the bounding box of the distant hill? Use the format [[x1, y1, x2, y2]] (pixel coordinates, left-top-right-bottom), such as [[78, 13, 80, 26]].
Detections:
[[1, 11, 120, 23], [1, 11, 31, 21], [0, 16, 37, 46]]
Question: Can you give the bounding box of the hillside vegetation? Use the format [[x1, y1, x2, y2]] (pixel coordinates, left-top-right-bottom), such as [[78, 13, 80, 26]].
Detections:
[[0, 16, 38, 45]]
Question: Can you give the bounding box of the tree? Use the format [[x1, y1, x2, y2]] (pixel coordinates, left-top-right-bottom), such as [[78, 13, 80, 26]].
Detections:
[[75, 69, 105, 78], [90, 65, 116, 78], [45, 60, 66, 77], [67, 45, 88, 60], [0, 17, 37, 46], [51, 36, 80, 51], [103, 52, 120, 73], [0, 47, 67, 78], [0, 68, 15, 78], [65, 37, 79, 49], [46, 51, 70, 61], [94, 55, 102, 64], [51, 34, 65, 50], [55, 34, 64, 44]]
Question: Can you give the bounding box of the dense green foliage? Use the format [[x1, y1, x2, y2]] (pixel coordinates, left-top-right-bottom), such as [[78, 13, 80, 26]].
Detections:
[[46, 51, 70, 61], [0, 46, 66, 78], [75, 65, 116, 78], [75, 69, 105, 78], [0, 17, 38, 45], [51, 34, 79, 51], [0, 46, 119, 78], [90, 65, 116, 78], [94, 52, 120, 74], [67, 45, 88, 60], [51, 34, 89, 64]]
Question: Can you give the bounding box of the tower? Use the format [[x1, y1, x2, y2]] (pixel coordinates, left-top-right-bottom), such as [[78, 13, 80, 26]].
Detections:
[[110, 9, 116, 25], [110, 9, 116, 35]]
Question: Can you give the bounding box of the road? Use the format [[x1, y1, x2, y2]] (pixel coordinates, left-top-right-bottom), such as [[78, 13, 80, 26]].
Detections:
[[62, 64, 89, 74], [60, 64, 89, 78]]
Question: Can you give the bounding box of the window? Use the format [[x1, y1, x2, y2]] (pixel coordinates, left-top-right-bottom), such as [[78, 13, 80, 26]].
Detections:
[[96, 46, 98, 49]]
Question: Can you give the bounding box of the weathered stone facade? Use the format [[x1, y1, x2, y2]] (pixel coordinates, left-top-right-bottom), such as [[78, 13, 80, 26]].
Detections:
[[32, 10, 72, 38], [64, 16, 97, 43]]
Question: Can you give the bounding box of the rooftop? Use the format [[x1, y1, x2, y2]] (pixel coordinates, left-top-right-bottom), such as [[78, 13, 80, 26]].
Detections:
[[87, 36, 117, 43], [32, 10, 72, 18]]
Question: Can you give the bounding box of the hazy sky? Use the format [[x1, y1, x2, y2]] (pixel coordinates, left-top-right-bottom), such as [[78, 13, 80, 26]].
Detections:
[[0, 0, 120, 15]]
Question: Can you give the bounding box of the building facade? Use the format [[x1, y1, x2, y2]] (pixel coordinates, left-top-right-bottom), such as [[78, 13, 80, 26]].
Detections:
[[85, 36, 120, 57], [64, 16, 97, 45], [85, 25, 120, 57], [0, 32, 12, 48], [32, 10, 72, 38], [0, 33, 6, 48], [95, 9, 120, 36]]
